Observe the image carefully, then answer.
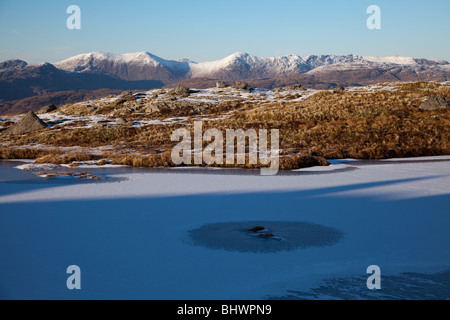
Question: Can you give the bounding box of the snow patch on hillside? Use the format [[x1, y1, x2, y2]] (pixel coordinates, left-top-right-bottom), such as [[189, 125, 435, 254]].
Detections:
[[364, 55, 418, 65]]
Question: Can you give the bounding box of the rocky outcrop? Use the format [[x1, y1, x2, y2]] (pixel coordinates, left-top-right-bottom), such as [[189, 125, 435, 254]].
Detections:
[[116, 118, 128, 125], [116, 118, 133, 126], [144, 100, 214, 115], [333, 86, 345, 93], [115, 91, 136, 106], [233, 81, 249, 90], [167, 86, 191, 97], [216, 81, 229, 89], [3, 111, 47, 135], [38, 104, 57, 114], [285, 84, 303, 90], [419, 95, 450, 110]]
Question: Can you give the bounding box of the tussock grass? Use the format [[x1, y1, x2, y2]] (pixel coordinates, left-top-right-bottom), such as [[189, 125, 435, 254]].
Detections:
[[0, 148, 59, 160], [398, 81, 441, 92]]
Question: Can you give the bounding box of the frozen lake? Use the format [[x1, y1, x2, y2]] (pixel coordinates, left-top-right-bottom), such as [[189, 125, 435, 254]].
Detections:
[[0, 157, 449, 299]]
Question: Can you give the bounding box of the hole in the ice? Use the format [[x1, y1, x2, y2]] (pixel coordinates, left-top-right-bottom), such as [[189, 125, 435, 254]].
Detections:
[[189, 221, 344, 253]]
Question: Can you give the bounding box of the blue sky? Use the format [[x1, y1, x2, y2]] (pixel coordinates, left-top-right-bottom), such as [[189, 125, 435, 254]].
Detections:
[[0, 0, 449, 63]]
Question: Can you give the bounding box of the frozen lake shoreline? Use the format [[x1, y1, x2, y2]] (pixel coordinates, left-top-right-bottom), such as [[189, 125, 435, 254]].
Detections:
[[0, 156, 449, 299]]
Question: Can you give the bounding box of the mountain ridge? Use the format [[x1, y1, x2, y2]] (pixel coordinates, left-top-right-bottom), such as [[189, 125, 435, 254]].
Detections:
[[53, 51, 450, 82]]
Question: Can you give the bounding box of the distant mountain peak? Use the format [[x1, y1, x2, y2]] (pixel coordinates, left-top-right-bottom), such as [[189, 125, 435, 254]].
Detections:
[[229, 51, 251, 58], [0, 59, 29, 70]]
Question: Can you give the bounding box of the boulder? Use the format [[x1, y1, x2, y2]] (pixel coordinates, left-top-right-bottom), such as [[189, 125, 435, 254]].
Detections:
[[38, 104, 57, 114], [120, 91, 133, 98], [419, 95, 450, 110], [87, 106, 97, 113], [133, 93, 147, 99], [248, 226, 266, 233], [286, 84, 302, 90], [168, 86, 191, 97], [3, 111, 47, 135], [116, 118, 128, 125], [333, 86, 345, 93], [233, 81, 249, 90], [145, 101, 166, 114], [216, 81, 229, 89], [115, 91, 136, 106]]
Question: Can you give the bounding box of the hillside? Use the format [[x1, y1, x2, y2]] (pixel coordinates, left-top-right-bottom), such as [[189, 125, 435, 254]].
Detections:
[[1, 81, 449, 170]]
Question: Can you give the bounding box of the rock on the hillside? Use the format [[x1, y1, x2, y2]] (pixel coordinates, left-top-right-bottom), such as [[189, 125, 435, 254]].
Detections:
[[87, 106, 97, 113], [134, 93, 147, 99], [3, 111, 47, 135], [419, 95, 450, 110], [285, 84, 303, 90], [115, 91, 136, 106], [216, 81, 229, 89], [333, 86, 345, 93], [144, 103, 161, 114], [233, 81, 249, 90], [168, 86, 191, 97], [116, 118, 128, 125], [120, 91, 133, 97], [38, 104, 57, 114], [144, 100, 214, 115]]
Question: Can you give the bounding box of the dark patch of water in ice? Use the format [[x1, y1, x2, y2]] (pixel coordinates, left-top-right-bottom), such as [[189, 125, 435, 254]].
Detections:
[[189, 221, 344, 253]]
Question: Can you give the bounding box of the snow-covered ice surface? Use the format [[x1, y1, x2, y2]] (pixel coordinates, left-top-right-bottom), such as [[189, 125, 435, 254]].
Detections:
[[0, 156, 449, 300]]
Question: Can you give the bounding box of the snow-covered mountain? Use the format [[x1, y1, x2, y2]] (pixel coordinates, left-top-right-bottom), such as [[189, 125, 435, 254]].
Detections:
[[54, 52, 191, 82], [54, 51, 450, 84], [189, 52, 312, 79]]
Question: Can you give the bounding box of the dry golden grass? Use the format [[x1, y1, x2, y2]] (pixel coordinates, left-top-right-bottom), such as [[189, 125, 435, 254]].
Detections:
[[0, 147, 62, 160]]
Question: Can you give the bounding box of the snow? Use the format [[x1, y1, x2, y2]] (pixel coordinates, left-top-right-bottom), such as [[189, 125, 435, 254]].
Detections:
[[364, 55, 418, 66], [15, 162, 127, 171], [189, 52, 246, 77], [306, 62, 372, 74], [15, 163, 60, 172], [54, 51, 114, 70]]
